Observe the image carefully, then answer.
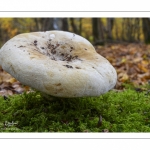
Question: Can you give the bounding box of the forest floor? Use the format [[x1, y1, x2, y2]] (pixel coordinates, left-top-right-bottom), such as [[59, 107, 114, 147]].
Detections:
[[0, 43, 150, 132]]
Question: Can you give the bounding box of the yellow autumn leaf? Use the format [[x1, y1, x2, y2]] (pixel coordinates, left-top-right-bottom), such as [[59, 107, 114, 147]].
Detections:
[[141, 60, 148, 65], [118, 73, 129, 82], [6, 78, 17, 83], [138, 64, 149, 73], [121, 57, 127, 63]]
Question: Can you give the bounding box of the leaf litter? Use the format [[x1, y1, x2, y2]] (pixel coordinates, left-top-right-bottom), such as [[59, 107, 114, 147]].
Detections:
[[96, 43, 150, 89]]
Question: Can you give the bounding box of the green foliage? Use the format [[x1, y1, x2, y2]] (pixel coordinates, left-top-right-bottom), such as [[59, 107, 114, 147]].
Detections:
[[0, 87, 150, 132]]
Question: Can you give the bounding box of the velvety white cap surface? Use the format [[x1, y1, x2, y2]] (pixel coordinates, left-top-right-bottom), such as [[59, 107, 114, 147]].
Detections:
[[0, 31, 117, 97]]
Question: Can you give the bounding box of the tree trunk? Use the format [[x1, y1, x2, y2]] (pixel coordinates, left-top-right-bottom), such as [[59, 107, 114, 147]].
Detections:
[[70, 18, 79, 34], [92, 18, 104, 45], [34, 18, 69, 31], [62, 18, 69, 31], [79, 18, 82, 35], [106, 18, 114, 40], [142, 18, 150, 44]]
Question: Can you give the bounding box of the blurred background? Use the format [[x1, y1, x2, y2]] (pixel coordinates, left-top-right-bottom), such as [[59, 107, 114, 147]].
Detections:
[[0, 18, 150, 96], [1, 18, 150, 46]]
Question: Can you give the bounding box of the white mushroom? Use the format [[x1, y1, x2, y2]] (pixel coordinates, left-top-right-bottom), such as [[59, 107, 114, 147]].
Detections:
[[0, 30, 117, 98]]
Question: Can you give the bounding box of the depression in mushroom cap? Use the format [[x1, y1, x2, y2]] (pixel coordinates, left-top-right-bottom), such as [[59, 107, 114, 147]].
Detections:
[[0, 30, 117, 98]]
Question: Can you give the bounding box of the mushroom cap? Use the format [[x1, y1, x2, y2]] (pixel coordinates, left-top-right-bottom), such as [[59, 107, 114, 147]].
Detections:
[[0, 31, 117, 97]]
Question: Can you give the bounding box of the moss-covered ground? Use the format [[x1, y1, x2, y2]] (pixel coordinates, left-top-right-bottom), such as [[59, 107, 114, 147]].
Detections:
[[0, 84, 150, 132]]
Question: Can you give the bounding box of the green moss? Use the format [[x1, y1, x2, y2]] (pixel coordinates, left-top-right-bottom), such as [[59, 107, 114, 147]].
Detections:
[[0, 86, 150, 132]]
